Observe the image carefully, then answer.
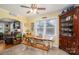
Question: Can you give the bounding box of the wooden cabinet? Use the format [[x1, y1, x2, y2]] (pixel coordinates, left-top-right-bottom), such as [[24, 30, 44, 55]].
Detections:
[[59, 6, 79, 54]]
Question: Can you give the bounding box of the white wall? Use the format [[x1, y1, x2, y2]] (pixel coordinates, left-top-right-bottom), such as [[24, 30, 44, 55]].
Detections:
[[52, 18, 59, 48]]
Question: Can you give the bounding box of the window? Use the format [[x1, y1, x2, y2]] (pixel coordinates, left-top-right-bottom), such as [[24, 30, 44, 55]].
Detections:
[[34, 18, 58, 39], [35, 20, 44, 38], [45, 20, 55, 38]]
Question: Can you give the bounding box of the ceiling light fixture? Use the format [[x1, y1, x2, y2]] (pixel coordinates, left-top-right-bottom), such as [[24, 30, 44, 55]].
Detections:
[[20, 4, 46, 14], [30, 8, 37, 14]]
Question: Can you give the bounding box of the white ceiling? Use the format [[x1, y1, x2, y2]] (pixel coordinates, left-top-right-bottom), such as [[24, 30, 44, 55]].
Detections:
[[0, 4, 72, 18]]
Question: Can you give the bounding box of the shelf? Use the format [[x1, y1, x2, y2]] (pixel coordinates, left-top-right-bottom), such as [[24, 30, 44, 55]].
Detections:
[[60, 15, 73, 37]]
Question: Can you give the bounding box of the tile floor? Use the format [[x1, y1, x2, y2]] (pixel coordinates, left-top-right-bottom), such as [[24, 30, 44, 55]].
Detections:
[[0, 44, 69, 55]]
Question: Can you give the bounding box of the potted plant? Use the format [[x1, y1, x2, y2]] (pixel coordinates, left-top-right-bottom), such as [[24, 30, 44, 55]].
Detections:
[[15, 33, 22, 44]]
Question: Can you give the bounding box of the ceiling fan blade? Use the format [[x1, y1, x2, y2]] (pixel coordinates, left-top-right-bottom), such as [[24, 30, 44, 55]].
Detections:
[[20, 5, 30, 8], [37, 8, 46, 10], [27, 11, 30, 14]]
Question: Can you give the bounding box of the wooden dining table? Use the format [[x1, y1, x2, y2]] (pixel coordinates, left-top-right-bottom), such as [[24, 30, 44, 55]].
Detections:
[[23, 35, 53, 51]]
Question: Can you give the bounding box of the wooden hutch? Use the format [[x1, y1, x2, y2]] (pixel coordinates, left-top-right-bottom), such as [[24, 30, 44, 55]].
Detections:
[[59, 6, 79, 54]]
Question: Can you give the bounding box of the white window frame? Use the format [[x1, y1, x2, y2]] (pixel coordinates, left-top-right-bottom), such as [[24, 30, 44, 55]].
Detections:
[[34, 18, 58, 39]]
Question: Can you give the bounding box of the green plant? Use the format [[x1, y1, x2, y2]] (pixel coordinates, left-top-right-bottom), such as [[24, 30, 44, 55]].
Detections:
[[16, 33, 22, 38]]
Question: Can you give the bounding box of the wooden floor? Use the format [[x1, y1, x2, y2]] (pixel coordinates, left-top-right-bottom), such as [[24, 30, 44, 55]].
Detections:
[[0, 44, 69, 55], [0, 40, 14, 52], [0, 40, 69, 55]]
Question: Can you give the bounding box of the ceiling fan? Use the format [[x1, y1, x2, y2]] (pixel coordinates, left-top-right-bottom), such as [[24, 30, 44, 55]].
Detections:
[[20, 4, 46, 14]]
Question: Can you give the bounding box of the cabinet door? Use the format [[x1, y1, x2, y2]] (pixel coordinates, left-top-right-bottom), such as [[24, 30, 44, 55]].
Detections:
[[59, 37, 67, 50], [63, 38, 67, 50], [67, 39, 77, 54], [71, 41, 77, 53], [59, 38, 63, 49], [75, 39, 79, 54]]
